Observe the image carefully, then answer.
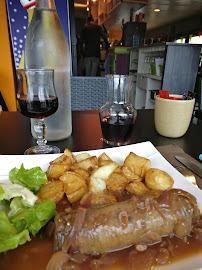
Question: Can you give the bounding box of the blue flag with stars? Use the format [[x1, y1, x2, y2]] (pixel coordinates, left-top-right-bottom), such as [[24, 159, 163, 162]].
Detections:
[[6, 0, 71, 69]]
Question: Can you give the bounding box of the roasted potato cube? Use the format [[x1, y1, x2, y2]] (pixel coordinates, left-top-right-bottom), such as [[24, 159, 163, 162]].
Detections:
[[92, 162, 118, 179], [98, 152, 112, 161], [76, 156, 98, 172], [145, 168, 174, 190], [69, 166, 90, 183], [59, 171, 87, 203], [49, 148, 75, 165], [64, 148, 76, 159], [126, 181, 149, 195], [75, 153, 91, 162], [89, 177, 106, 194], [124, 152, 151, 179], [98, 159, 120, 169], [106, 172, 128, 192], [89, 162, 118, 193], [114, 166, 122, 174], [98, 153, 112, 167], [148, 189, 163, 198], [67, 185, 87, 204], [37, 180, 64, 203], [50, 153, 75, 165], [98, 160, 113, 167], [121, 166, 142, 181], [80, 191, 116, 207], [46, 163, 71, 179], [91, 193, 116, 206]]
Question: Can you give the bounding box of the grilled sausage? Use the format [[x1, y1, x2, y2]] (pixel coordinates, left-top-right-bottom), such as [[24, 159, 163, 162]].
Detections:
[[54, 189, 200, 255]]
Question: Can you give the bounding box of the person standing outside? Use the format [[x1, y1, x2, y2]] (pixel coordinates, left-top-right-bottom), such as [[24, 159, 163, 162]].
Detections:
[[80, 15, 108, 76]]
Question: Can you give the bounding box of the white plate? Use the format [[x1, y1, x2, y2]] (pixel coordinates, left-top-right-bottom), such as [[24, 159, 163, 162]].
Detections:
[[1, 141, 202, 210], [0, 141, 202, 270]]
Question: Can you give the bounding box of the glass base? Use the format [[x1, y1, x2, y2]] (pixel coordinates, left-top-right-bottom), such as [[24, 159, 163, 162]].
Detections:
[[24, 145, 60, 155], [101, 137, 131, 146]]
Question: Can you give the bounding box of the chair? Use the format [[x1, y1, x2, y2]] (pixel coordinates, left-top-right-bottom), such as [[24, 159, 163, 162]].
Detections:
[[71, 76, 107, 111]]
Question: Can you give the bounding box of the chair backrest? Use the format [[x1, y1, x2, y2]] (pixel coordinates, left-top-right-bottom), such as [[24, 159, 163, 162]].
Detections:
[[71, 76, 107, 111]]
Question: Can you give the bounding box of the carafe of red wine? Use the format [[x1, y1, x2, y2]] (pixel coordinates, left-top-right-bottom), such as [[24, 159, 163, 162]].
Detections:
[[99, 74, 137, 146], [25, 0, 72, 141]]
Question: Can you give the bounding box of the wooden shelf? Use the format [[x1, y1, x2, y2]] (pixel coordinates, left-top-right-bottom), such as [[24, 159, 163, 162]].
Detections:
[[110, 46, 132, 54], [129, 70, 138, 73], [138, 73, 162, 81], [99, 0, 148, 30]]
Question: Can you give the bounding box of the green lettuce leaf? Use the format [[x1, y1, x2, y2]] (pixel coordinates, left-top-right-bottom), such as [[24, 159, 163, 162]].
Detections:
[[0, 165, 56, 253], [8, 197, 28, 221], [9, 199, 56, 236], [9, 164, 47, 194], [0, 200, 10, 214], [0, 211, 31, 253], [0, 211, 17, 239], [0, 229, 31, 253], [0, 186, 4, 196]]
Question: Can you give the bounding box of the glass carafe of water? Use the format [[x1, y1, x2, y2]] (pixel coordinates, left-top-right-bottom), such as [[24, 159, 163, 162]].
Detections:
[[25, 0, 72, 141]]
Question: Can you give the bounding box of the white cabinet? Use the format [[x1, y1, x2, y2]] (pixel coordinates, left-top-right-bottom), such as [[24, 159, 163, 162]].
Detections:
[[137, 74, 161, 90], [129, 48, 139, 72], [129, 48, 138, 108], [136, 74, 162, 109], [130, 44, 165, 109], [130, 43, 201, 109]]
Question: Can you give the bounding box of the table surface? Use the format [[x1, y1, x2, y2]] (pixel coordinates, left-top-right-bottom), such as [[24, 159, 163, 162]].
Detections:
[[0, 110, 202, 161]]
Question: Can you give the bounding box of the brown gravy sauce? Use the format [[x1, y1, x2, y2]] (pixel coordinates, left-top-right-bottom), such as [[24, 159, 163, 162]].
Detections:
[[0, 196, 202, 270], [0, 234, 202, 270]]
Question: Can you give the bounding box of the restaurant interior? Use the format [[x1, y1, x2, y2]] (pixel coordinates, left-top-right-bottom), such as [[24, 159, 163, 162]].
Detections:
[[0, 2, 202, 269], [68, 0, 202, 121], [72, 0, 202, 75], [0, 0, 202, 115]]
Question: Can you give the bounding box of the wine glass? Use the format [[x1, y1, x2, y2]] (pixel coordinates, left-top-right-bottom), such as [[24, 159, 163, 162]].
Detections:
[[16, 69, 60, 155]]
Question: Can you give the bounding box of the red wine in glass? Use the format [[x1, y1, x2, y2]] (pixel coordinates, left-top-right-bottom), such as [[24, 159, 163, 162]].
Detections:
[[16, 69, 60, 155], [17, 95, 58, 118], [100, 115, 135, 145]]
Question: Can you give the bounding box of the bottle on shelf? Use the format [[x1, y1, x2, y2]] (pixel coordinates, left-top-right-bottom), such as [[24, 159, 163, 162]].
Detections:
[[25, 0, 72, 141]]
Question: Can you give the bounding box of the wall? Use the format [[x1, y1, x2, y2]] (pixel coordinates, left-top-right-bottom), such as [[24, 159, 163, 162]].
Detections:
[[109, 29, 122, 44], [146, 13, 202, 40], [0, 0, 17, 111]]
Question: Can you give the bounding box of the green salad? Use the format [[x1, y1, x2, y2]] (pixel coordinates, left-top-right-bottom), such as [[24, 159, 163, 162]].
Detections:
[[0, 164, 56, 253]]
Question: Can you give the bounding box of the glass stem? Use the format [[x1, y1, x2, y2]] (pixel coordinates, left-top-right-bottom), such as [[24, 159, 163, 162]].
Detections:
[[34, 118, 47, 146]]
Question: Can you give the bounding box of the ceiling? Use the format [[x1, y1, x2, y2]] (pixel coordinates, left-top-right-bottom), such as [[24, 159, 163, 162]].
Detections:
[[141, 0, 202, 31], [74, 0, 202, 33]]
